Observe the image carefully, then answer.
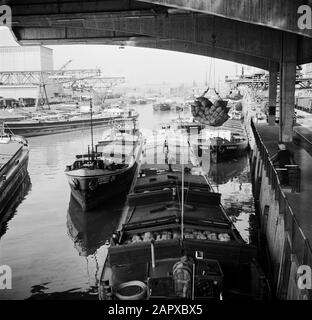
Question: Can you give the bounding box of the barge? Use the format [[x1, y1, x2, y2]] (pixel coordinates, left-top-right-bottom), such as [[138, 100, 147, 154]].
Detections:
[[2, 108, 138, 137], [98, 129, 269, 300], [65, 121, 142, 211], [0, 124, 29, 217], [168, 118, 248, 162], [0, 174, 30, 239]]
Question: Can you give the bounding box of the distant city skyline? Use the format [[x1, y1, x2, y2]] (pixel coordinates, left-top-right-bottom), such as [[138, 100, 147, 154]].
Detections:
[[0, 26, 244, 86]]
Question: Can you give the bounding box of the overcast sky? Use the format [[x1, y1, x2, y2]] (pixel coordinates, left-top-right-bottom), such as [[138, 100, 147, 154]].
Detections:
[[0, 26, 240, 86]]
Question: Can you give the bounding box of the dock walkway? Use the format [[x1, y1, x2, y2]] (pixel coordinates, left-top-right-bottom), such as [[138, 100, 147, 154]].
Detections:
[[255, 124, 312, 249]]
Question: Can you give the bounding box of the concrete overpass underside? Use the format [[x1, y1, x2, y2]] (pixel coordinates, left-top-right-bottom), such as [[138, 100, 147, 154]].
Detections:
[[3, 0, 312, 141]]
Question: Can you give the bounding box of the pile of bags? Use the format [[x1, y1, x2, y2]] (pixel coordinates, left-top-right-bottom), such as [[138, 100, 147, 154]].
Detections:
[[125, 229, 231, 243], [191, 96, 230, 127]]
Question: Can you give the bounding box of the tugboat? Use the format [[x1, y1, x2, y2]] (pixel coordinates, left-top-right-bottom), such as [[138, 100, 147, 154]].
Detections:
[[98, 128, 269, 300], [65, 100, 142, 211], [0, 123, 29, 217]]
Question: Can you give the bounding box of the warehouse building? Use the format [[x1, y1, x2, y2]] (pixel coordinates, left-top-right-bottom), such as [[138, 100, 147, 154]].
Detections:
[[0, 45, 59, 107]]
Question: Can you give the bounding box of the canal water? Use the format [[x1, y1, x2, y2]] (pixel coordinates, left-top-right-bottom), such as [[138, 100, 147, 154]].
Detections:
[[0, 104, 256, 300]]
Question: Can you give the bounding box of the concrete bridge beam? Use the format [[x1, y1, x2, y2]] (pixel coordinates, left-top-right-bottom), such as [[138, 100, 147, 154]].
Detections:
[[11, 12, 281, 71], [13, 25, 274, 70], [12, 13, 283, 63], [5, 1, 312, 65], [139, 0, 312, 38]]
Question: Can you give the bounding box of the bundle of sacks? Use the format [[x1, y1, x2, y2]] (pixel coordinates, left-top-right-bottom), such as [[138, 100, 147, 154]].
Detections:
[[184, 229, 231, 242], [191, 96, 230, 127], [125, 229, 231, 244]]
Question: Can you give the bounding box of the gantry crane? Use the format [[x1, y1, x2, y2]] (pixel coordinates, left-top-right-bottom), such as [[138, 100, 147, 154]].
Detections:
[[0, 65, 125, 110]]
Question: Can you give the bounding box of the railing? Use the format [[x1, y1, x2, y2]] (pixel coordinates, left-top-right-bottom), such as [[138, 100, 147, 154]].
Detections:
[[276, 165, 301, 193], [250, 120, 312, 299]]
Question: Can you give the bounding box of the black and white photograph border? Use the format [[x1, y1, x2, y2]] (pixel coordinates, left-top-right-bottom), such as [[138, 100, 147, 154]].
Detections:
[[0, 0, 312, 306]]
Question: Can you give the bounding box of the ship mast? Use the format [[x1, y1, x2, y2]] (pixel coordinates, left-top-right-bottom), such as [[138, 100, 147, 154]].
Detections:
[[179, 113, 184, 240], [181, 153, 184, 240], [90, 98, 95, 159]]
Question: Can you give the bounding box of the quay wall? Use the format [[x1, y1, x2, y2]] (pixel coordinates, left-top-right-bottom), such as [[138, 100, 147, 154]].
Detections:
[[242, 93, 311, 300]]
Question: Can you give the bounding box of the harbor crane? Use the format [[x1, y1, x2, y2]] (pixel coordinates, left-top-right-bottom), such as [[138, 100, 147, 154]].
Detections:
[[0, 66, 125, 110], [59, 60, 73, 71]]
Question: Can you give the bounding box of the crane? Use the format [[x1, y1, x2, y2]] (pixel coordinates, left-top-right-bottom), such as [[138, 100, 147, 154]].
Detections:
[[37, 59, 72, 109], [59, 60, 73, 72]]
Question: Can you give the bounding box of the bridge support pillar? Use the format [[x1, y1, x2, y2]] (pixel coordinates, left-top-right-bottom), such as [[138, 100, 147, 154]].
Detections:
[[279, 34, 297, 142], [268, 70, 277, 126]]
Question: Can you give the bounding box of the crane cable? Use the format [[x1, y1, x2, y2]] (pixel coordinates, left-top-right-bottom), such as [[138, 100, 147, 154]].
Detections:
[[203, 19, 220, 99]]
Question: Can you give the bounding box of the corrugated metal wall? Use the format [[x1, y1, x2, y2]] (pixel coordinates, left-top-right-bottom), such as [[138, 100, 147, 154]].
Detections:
[[0, 45, 53, 71], [0, 45, 55, 100], [0, 86, 39, 99]]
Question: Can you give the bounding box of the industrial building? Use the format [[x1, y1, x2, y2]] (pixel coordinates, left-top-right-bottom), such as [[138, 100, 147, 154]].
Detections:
[[0, 45, 53, 71], [0, 45, 59, 107]]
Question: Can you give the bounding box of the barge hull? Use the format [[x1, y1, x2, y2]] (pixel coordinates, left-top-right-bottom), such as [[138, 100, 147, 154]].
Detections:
[[5, 115, 138, 137], [69, 162, 138, 211], [0, 153, 29, 217]]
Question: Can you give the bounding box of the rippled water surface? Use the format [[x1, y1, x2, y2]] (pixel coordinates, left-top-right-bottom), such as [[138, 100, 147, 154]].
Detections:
[[0, 104, 255, 299]]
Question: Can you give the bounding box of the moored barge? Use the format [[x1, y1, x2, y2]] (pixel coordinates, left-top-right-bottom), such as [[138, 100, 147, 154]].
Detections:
[[2, 108, 138, 137], [191, 119, 249, 162], [98, 129, 269, 300], [0, 124, 29, 217], [65, 122, 142, 211]]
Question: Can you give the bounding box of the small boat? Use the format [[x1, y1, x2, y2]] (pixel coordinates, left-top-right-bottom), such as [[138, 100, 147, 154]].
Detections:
[[98, 129, 269, 300], [0, 123, 29, 217], [153, 103, 171, 111], [153, 99, 178, 112], [137, 99, 148, 105], [191, 119, 249, 162], [192, 130, 248, 162], [167, 117, 248, 162], [65, 101, 142, 211]]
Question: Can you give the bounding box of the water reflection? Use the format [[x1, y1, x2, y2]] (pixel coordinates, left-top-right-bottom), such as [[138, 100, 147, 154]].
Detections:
[[0, 173, 31, 239], [66, 195, 122, 257], [208, 156, 248, 185], [207, 155, 256, 244], [26, 196, 123, 300]]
